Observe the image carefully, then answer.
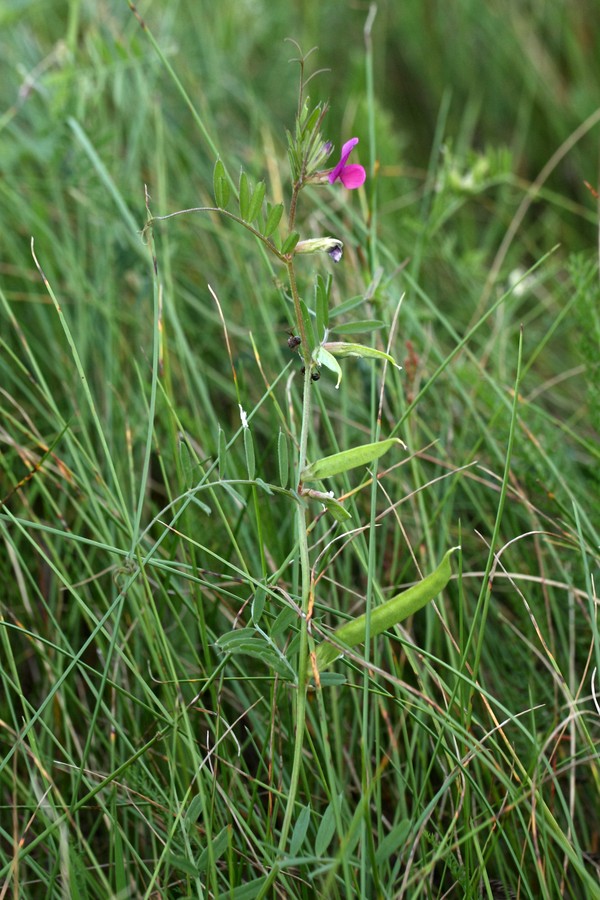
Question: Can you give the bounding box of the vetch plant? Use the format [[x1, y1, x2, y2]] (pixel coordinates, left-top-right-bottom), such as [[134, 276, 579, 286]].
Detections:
[[144, 44, 456, 880]]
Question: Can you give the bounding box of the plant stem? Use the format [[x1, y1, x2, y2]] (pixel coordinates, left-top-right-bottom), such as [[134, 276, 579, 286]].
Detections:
[[258, 262, 313, 896], [277, 364, 312, 832]]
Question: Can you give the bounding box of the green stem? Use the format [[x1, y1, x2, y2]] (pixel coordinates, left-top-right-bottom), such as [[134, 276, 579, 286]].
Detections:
[[257, 263, 313, 897], [279, 266, 313, 819], [285, 258, 311, 367], [277, 367, 312, 828]]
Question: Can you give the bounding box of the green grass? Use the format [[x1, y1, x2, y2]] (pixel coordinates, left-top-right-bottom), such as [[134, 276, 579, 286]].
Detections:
[[1, 1, 599, 898]]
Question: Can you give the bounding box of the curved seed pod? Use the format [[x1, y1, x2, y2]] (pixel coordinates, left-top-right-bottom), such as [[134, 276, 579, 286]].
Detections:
[[314, 547, 459, 672]]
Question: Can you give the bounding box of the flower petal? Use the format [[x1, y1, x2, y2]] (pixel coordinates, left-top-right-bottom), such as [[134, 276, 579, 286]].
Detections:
[[339, 164, 366, 189], [328, 137, 361, 184], [339, 137, 359, 165], [328, 164, 343, 185]]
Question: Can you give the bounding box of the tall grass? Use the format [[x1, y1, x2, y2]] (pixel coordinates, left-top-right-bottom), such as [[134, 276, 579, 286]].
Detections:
[[1, 2, 599, 897]]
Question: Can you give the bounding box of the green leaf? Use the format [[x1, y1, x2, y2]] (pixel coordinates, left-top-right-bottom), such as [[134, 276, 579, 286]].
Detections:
[[165, 853, 200, 877], [68, 845, 89, 899], [244, 428, 255, 480], [281, 231, 300, 254], [375, 820, 411, 866], [302, 104, 322, 137], [264, 202, 284, 237], [216, 631, 294, 679], [315, 798, 337, 856], [318, 672, 347, 687], [222, 481, 246, 507], [231, 877, 268, 900], [178, 435, 194, 489], [213, 159, 230, 208], [313, 347, 343, 389], [190, 496, 212, 516], [239, 169, 250, 220], [320, 494, 352, 522], [113, 826, 126, 895], [315, 274, 330, 342], [191, 496, 212, 515], [255, 477, 273, 495], [247, 180, 266, 223], [278, 429, 289, 488], [217, 179, 230, 209], [299, 299, 315, 353], [252, 586, 266, 625], [185, 794, 204, 826], [324, 342, 399, 369], [197, 827, 229, 872], [216, 627, 257, 650], [330, 319, 384, 334], [287, 129, 301, 182], [271, 606, 296, 640], [289, 804, 311, 856], [301, 438, 403, 482], [314, 547, 459, 671], [328, 294, 365, 319]]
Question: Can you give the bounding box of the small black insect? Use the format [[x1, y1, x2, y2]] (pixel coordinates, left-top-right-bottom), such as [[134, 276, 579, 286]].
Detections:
[[287, 333, 301, 349], [301, 366, 320, 382]]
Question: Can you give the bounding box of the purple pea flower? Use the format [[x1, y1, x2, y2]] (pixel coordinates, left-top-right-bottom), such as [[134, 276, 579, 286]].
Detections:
[[328, 137, 366, 189]]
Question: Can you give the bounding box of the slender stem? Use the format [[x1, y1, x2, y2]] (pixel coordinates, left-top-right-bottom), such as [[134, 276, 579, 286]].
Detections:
[[285, 258, 309, 364], [276, 364, 312, 843], [296, 361, 312, 478], [295, 49, 305, 120], [257, 260, 313, 898]]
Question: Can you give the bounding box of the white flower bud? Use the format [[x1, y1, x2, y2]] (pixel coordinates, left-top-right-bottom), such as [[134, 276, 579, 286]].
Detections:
[[294, 237, 343, 261]]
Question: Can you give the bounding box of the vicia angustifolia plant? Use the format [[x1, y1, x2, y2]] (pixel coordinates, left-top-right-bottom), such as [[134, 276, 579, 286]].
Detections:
[[144, 45, 457, 873]]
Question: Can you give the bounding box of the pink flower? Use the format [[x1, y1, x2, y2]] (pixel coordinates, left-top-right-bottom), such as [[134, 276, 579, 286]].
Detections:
[[327, 138, 366, 189]]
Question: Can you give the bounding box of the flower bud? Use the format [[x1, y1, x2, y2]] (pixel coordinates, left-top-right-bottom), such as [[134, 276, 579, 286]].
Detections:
[[294, 237, 343, 261]]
